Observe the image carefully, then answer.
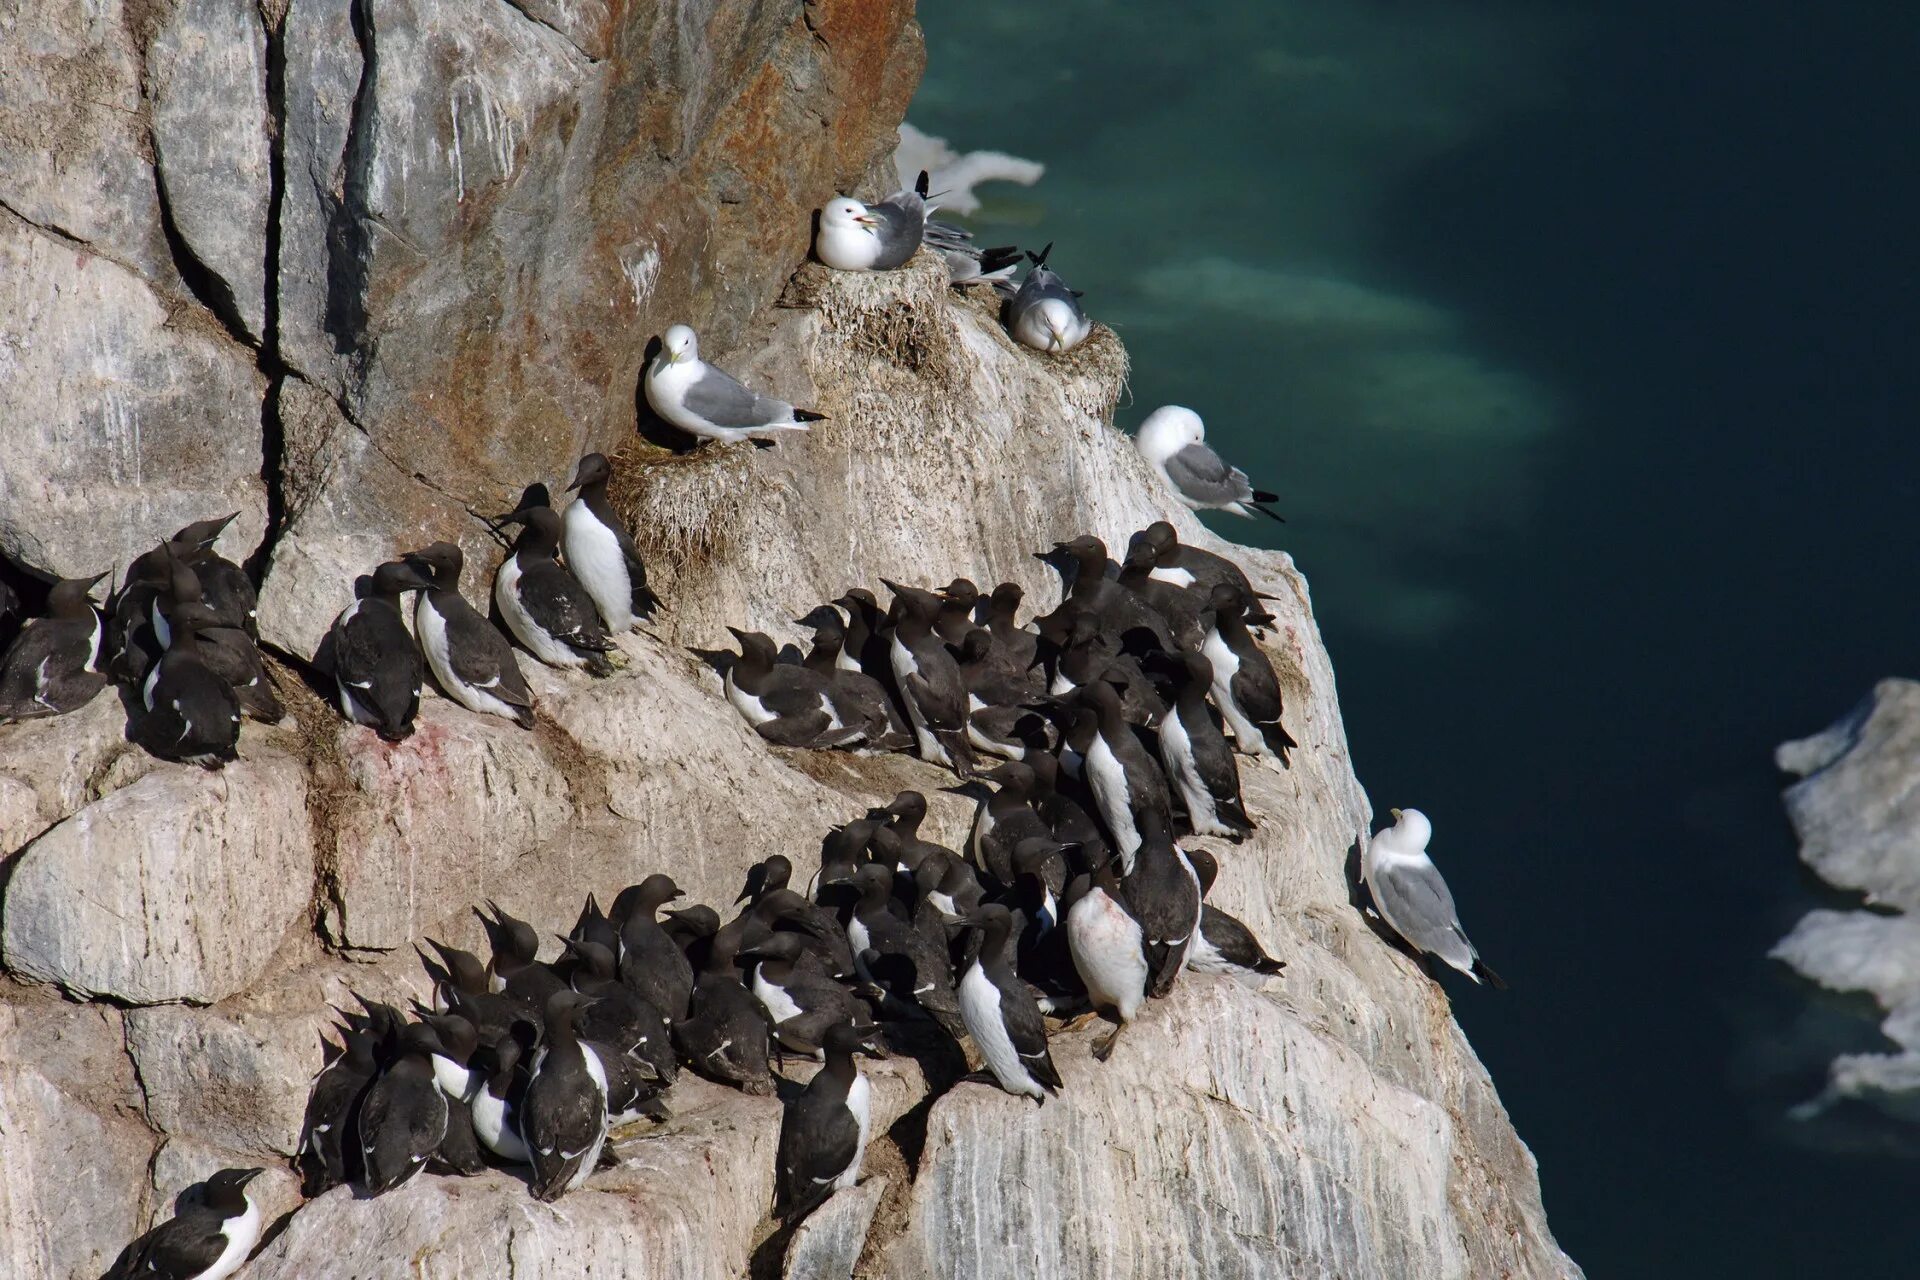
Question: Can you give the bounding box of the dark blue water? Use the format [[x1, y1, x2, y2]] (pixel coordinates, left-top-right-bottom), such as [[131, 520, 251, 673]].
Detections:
[[917, 3, 1920, 1273]]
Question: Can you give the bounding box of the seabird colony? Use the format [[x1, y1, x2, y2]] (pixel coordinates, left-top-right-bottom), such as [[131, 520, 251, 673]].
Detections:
[[14, 162, 1505, 1270]]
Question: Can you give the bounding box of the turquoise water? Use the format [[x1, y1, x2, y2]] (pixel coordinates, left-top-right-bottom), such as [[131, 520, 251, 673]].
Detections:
[[916, 3, 1920, 1273]]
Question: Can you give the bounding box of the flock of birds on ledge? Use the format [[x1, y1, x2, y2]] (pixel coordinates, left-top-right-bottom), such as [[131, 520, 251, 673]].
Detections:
[[11, 171, 1502, 1280]]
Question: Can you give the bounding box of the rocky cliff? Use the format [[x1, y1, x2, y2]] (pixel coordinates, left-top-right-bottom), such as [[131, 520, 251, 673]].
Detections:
[[1773, 680, 1920, 1131], [0, 3, 1577, 1277]]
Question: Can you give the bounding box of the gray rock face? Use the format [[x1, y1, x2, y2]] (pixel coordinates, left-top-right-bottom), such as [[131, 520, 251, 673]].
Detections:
[[0, 1, 171, 283], [0, 752, 314, 1004], [256, 0, 923, 660], [0, 999, 156, 1280], [0, 218, 268, 580], [148, 0, 274, 341], [1773, 679, 1920, 1122], [786, 1176, 888, 1280], [0, 693, 149, 857], [320, 697, 574, 951]]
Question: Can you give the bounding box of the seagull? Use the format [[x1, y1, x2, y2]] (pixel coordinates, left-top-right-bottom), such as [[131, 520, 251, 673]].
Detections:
[[815, 170, 1018, 284], [1004, 243, 1091, 355], [1134, 406, 1284, 522], [644, 325, 825, 445], [1361, 808, 1505, 987]]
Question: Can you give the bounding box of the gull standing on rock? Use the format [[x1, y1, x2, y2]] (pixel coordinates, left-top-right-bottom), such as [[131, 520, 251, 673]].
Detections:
[[1363, 808, 1505, 987], [1135, 406, 1285, 522], [644, 324, 825, 445], [1005, 243, 1091, 355]]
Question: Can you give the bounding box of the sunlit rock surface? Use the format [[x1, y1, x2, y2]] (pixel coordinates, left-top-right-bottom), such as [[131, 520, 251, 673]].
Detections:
[[0, 3, 1575, 1276]]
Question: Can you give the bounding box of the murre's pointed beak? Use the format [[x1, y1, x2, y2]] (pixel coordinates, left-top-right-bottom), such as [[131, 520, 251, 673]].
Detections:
[[725, 625, 751, 645]]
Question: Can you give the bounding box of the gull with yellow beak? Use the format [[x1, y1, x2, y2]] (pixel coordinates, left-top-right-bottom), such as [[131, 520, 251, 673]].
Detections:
[[644, 324, 826, 446], [815, 170, 1019, 284], [1004, 243, 1091, 355]]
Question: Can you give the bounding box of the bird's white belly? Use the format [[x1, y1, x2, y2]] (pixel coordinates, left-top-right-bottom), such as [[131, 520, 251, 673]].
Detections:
[[472, 1089, 530, 1163], [1202, 629, 1264, 755], [816, 222, 881, 271], [563, 508, 634, 632], [198, 1198, 262, 1280], [840, 1072, 872, 1189], [958, 962, 1040, 1097], [1148, 565, 1197, 588], [495, 557, 581, 668], [890, 636, 950, 765], [1068, 889, 1149, 1020], [1159, 711, 1225, 834], [1084, 733, 1141, 869], [724, 669, 775, 725], [752, 967, 804, 1026], [1184, 927, 1231, 974]]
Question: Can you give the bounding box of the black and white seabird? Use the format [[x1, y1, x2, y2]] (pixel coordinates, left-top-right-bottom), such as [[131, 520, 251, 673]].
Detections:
[[1121, 811, 1203, 1000], [775, 1022, 876, 1221], [140, 602, 242, 767], [327, 559, 430, 741], [101, 1166, 264, 1280], [1134, 406, 1286, 522], [644, 324, 825, 445], [404, 542, 536, 728], [296, 1019, 381, 1195], [564, 938, 678, 1088], [724, 627, 864, 749], [1151, 650, 1254, 840], [169, 512, 258, 637], [106, 543, 173, 681], [742, 932, 876, 1059], [155, 556, 280, 723], [1180, 848, 1286, 977], [0, 571, 107, 722], [957, 904, 1062, 1103], [522, 991, 611, 1201], [1137, 522, 1279, 629], [1049, 535, 1176, 655], [797, 608, 911, 750], [476, 900, 568, 1008], [883, 581, 977, 776], [847, 864, 969, 1043], [832, 588, 894, 681], [965, 761, 1054, 889], [933, 577, 980, 646], [494, 505, 618, 675], [954, 629, 1048, 761], [1065, 854, 1149, 1062], [1363, 808, 1504, 987], [611, 874, 697, 1022], [1005, 243, 1092, 355], [561, 452, 659, 632], [1070, 676, 1174, 873], [1201, 584, 1296, 762], [357, 1023, 449, 1195], [672, 929, 776, 1096]]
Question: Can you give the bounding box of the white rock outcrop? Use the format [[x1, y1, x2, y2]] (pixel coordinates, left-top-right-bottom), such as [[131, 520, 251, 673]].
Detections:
[[1773, 679, 1920, 1120]]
